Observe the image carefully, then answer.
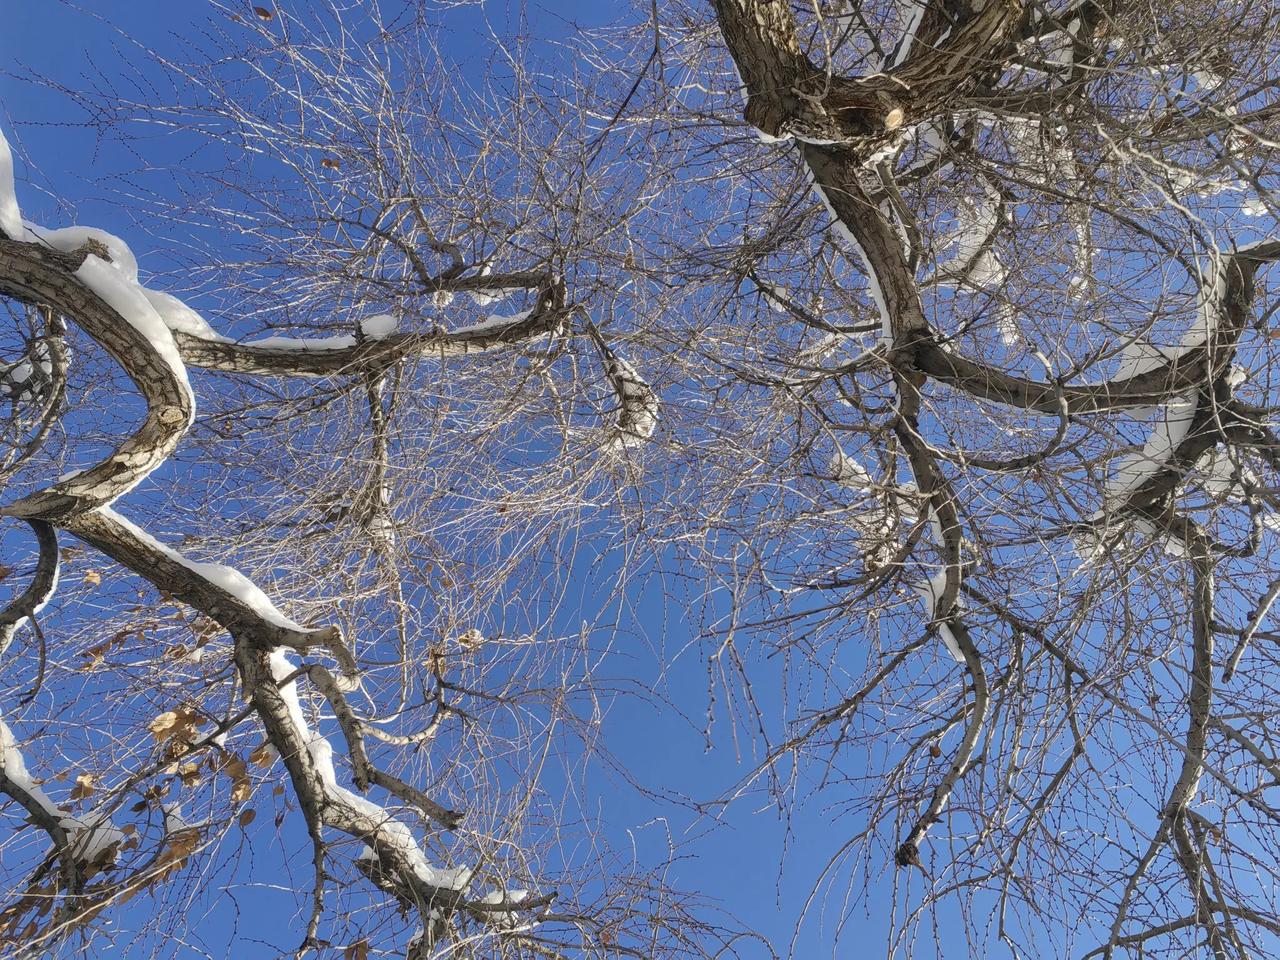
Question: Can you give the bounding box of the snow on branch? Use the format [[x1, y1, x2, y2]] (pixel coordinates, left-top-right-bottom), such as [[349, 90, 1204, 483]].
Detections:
[[0, 126, 21, 241], [934, 180, 1007, 290], [1104, 243, 1280, 505], [0, 714, 126, 903], [1105, 394, 1201, 505], [0, 339, 55, 404], [0, 715, 61, 824], [267, 649, 470, 891], [173, 281, 568, 377], [241, 646, 544, 934], [586, 321, 659, 452], [886, 1, 929, 69], [61, 507, 350, 665], [0, 519, 58, 657], [911, 569, 965, 662], [0, 125, 208, 519]]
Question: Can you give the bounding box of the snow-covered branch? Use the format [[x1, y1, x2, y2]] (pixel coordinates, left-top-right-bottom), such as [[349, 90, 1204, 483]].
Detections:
[[173, 279, 568, 378], [586, 322, 660, 451], [0, 519, 57, 658]]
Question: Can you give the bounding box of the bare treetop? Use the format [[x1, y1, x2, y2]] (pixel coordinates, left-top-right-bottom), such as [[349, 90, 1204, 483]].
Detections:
[[2, 1, 1280, 958]]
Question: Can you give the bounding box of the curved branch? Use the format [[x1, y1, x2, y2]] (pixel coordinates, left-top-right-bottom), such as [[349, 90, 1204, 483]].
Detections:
[[307, 663, 462, 830], [0, 237, 193, 519], [0, 519, 58, 658], [585, 321, 659, 449], [0, 721, 80, 904], [58, 507, 343, 659], [175, 280, 568, 377]]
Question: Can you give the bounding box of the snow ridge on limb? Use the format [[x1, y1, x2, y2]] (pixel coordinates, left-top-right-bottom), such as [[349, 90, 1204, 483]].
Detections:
[[890, 363, 989, 869], [0, 712, 86, 914], [0, 125, 204, 518], [173, 277, 569, 377], [50, 504, 531, 942], [0, 126, 21, 240], [0, 519, 58, 658], [910, 570, 965, 662], [266, 649, 466, 887], [0, 533, 124, 912], [0, 236, 194, 519], [0, 716, 59, 823], [1102, 241, 1280, 514], [60, 507, 350, 664], [241, 645, 553, 940], [910, 240, 1280, 418], [585, 320, 659, 451]]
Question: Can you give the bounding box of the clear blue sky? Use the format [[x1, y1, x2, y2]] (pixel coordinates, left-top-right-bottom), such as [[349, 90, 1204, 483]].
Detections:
[[0, 4, 911, 958]]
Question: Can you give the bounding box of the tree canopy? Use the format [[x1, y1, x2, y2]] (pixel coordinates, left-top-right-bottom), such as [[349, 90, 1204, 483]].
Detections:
[[2, 2, 1280, 958]]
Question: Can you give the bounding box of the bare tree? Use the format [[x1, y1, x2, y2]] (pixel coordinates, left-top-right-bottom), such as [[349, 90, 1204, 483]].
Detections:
[[634, 0, 1280, 957], [0, 6, 731, 959], [6, 1, 1280, 958]]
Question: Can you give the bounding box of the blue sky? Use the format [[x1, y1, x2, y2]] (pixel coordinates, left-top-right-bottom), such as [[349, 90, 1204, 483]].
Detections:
[[0, 4, 921, 958]]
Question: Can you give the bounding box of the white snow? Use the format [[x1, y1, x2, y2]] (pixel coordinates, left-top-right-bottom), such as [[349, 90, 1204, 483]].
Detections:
[[0, 537, 59, 639], [939, 184, 1006, 289], [23, 220, 221, 347], [479, 889, 533, 930], [910, 570, 964, 662], [480, 888, 528, 905], [605, 351, 660, 450], [425, 864, 474, 890], [1070, 518, 1105, 568], [25, 224, 139, 281], [1113, 256, 1228, 400], [62, 813, 126, 863], [100, 507, 308, 632], [760, 282, 790, 313], [24, 221, 199, 411], [243, 333, 357, 351], [450, 308, 535, 336], [245, 313, 399, 350], [359, 313, 399, 339], [994, 303, 1021, 345], [1191, 67, 1226, 92], [270, 649, 470, 892], [0, 716, 60, 818], [0, 126, 22, 240], [1105, 393, 1198, 502], [1, 341, 54, 402], [142, 288, 223, 339], [162, 802, 193, 834], [75, 256, 195, 399], [831, 448, 873, 489], [467, 265, 512, 306], [1192, 446, 1256, 500], [887, 0, 927, 68], [1067, 201, 1095, 300], [1132, 517, 1190, 558], [1243, 195, 1269, 218], [1114, 338, 1177, 384], [900, 119, 953, 179], [2, 125, 218, 351], [0, 726, 124, 868], [994, 115, 1075, 182], [808, 173, 894, 345]]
